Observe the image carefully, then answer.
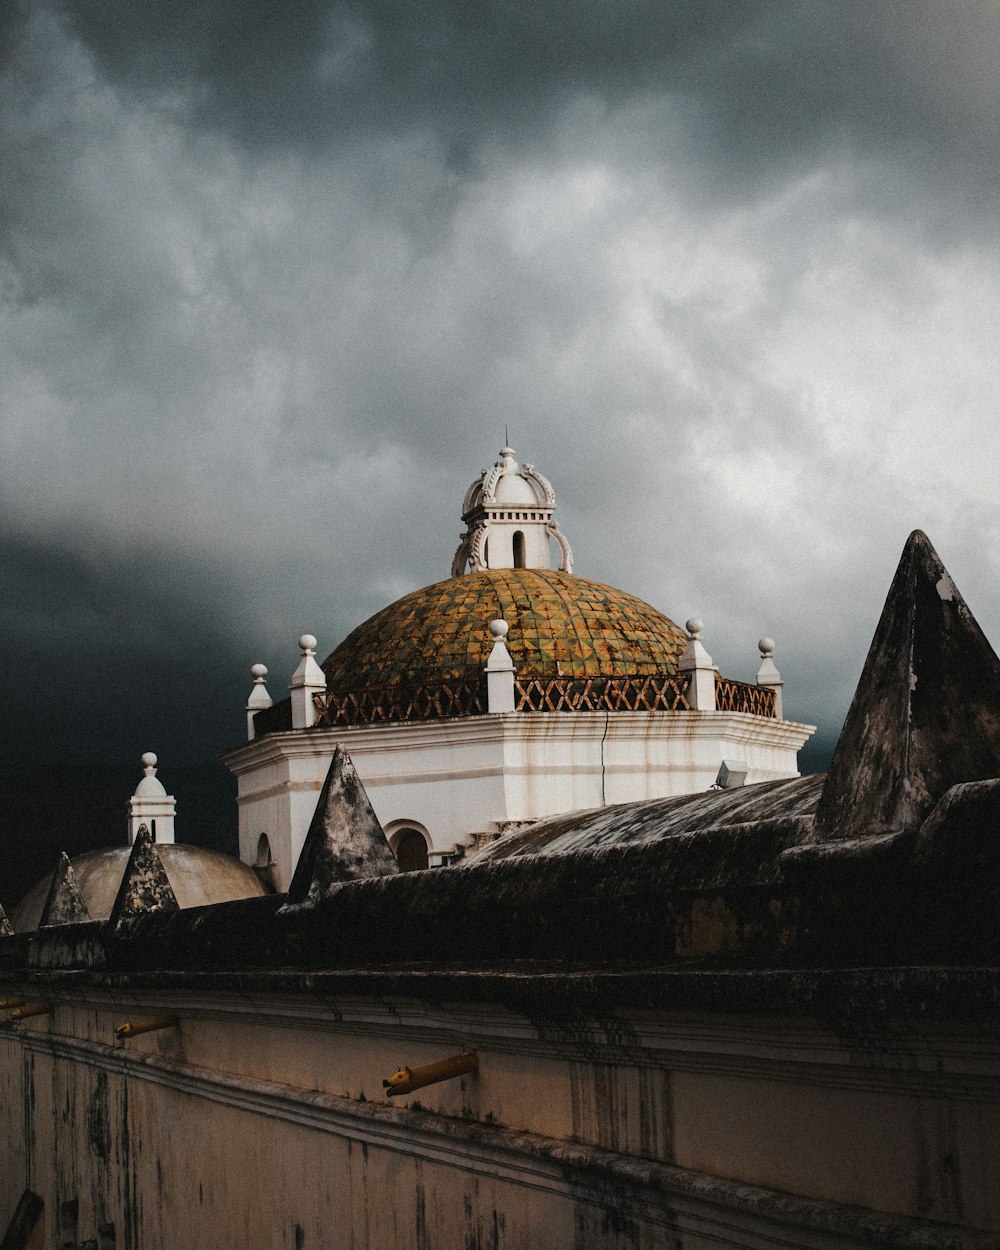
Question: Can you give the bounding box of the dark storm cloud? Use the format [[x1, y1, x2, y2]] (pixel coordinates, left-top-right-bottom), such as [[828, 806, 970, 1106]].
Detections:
[[2, 0, 1000, 863], [50, 0, 1000, 214], [0, 520, 253, 768]]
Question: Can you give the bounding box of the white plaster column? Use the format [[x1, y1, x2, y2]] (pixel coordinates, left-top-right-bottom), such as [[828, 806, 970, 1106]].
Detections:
[[127, 753, 176, 844], [756, 637, 784, 719], [247, 663, 272, 739], [290, 634, 326, 730], [678, 618, 717, 711], [485, 619, 516, 713]]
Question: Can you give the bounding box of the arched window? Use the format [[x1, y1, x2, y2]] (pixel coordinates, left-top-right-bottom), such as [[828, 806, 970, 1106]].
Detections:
[[513, 530, 526, 568], [392, 828, 429, 872], [253, 833, 278, 892], [150, 819, 157, 842]]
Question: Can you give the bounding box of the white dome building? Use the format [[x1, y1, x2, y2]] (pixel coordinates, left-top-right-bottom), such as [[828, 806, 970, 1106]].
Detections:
[[11, 753, 267, 932], [223, 448, 814, 891]]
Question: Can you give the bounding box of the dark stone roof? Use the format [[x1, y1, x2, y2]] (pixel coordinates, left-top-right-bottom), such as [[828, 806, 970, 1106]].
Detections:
[[813, 529, 1000, 841], [467, 774, 824, 861], [285, 746, 397, 904], [321, 569, 689, 693]]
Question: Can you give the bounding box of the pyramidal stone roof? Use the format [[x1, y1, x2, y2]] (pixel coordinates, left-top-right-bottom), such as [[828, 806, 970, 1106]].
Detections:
[[284, 746, 398, 906], [812, 529, 1000, 842], [109, 825, 180, 926], [39, 852, 91, 927]]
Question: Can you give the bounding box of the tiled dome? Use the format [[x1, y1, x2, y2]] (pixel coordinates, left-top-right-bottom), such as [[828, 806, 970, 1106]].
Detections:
[[321, 569, 688, 693]]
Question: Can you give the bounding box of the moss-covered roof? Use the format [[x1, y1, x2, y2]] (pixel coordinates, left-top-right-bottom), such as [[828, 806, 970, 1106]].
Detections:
[[321, 569, 688, 693]]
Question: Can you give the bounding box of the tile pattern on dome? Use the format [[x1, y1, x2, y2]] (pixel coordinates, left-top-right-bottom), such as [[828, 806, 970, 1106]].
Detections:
[[322, 569, 687, 695]]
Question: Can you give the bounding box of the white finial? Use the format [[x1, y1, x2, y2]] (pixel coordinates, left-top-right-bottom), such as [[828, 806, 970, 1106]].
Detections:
[[290, 633, 326, 729], [485, 616, 516, 712], [756, 637, 783, 719], [128, 752, 176, 845], [678, 618, 716, 710], [247, 663, 273, 739]]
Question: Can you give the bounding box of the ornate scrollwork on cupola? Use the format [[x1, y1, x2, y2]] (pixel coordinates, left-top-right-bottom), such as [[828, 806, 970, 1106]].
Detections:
[[520, 463, 557, 507], [452, 447, 574, 577]]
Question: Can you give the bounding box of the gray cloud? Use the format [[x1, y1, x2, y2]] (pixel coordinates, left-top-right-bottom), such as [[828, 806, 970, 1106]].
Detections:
[[2, 0, 1000, 805]]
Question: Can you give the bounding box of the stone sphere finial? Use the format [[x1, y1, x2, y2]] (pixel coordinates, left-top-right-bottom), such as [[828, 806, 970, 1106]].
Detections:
[[141, 752, 157, 772], [758, 637, 775, 658], [686, 618, 703, 640], [489, 618, 509, 640], [251, 663, 268, 681], [298, 634, 317, 655]]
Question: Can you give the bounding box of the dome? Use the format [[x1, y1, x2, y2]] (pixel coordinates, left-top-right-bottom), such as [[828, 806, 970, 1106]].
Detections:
[[12, 844, 267, 933], [322, 568, 689, 694], [493, 470, 540, 506], [133, 775, 167, 798]]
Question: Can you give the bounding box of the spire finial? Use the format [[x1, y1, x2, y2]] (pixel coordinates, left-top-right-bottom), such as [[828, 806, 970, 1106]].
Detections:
[[678, 619, 716, 710], [756, 637, 783, 719], [247, 663, 272, 739], [290, 633, 326, 729], [128, 751, 176, 845]]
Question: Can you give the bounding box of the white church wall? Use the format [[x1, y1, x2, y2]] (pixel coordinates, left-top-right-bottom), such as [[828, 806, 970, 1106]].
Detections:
[[225, 711, 813, 885]]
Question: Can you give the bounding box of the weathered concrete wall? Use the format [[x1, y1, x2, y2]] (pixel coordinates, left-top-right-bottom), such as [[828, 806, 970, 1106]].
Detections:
[[2, 985, 997, 1250]]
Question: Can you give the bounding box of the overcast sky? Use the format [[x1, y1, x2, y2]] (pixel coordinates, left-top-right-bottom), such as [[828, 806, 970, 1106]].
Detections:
[[3, 0, 999, 782]]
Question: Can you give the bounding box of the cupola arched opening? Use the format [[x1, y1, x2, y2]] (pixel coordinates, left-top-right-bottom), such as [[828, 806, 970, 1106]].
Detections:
[[253, 832, 279, 892], [390, 827, 429, 872], [513, 530, 526, 568]]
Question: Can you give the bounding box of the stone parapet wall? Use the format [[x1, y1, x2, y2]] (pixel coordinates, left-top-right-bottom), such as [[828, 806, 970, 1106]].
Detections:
[[1, 971, 998, 1249]]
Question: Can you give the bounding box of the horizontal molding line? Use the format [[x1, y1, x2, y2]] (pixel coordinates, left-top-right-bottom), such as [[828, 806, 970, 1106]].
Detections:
[[14, 1030, 992, 1250], [4, 996, 998, 1104], [224, 712, 815, 766]]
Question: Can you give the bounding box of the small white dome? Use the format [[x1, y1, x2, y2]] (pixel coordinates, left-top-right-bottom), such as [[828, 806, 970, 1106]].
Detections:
[[493, 470, 540, 505], [133, 751, 167, 798], [134, 774, 167, 798]]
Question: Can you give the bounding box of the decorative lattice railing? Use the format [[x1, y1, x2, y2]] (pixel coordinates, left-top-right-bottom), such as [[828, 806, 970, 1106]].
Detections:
[[310, 671, 774, 726], [715, 675, 777, 718], [513, 675, 690, 713], [313, 680, 487, 726]]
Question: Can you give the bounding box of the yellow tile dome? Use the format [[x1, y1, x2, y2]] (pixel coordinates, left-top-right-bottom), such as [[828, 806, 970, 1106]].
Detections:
[[321, 568, 688, 693]]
